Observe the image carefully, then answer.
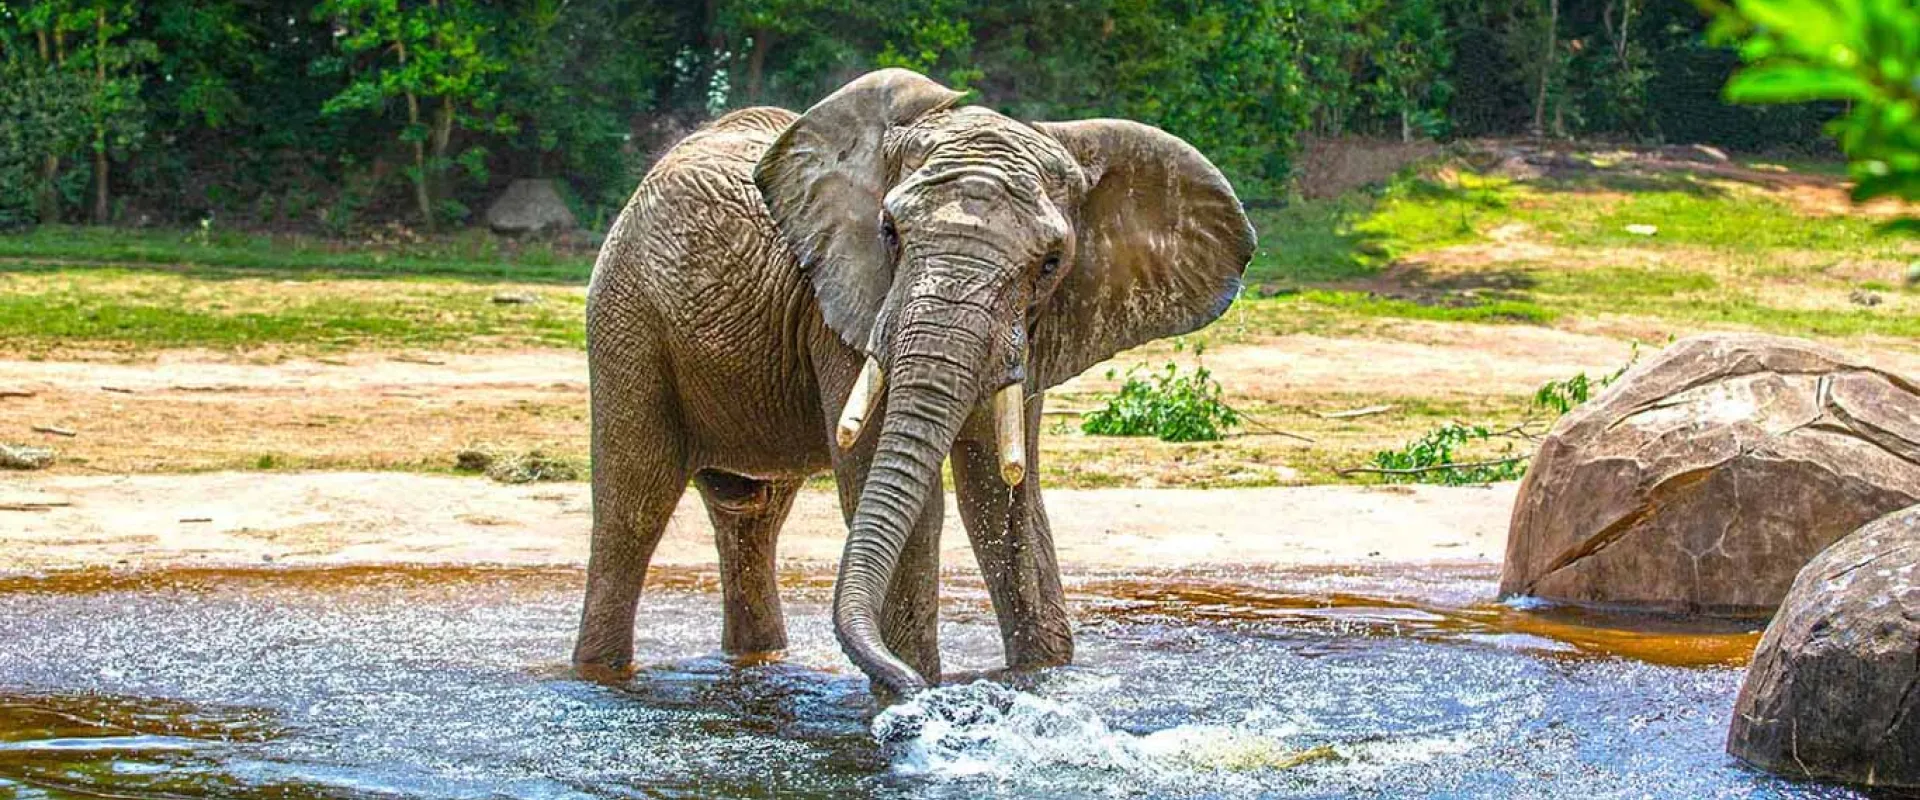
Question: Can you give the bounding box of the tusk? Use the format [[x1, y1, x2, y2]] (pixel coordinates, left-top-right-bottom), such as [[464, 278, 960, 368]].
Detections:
[[836, 357, 884, 450], [993, 383, 1026, 487]]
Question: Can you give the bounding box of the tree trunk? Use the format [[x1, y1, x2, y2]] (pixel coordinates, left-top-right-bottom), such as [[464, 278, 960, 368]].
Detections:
[[397, 39, 433, 231], [431, 97, 454, 207], [38, 156, 61, 224], [35, 29, 60, 224], [408, 91, 432, 231], [746, 29, 772, 103], [93, 151, 108, 224], [1531, 0, 1559, 137], [92, 7, 109, 224]]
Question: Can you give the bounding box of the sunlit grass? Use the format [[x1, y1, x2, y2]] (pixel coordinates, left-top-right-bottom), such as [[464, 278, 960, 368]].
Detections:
[[0, 225, 595, 283], [0, 266, 584, 354]]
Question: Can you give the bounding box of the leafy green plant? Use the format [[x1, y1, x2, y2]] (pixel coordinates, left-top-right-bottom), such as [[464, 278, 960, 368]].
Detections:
[[1081, 362, 1240, 443], [1532, 344, 1638, 414], [1703, 0, 1920, 206], [1353, 346, 1643, 485], [1361, 423, 1527, 486]]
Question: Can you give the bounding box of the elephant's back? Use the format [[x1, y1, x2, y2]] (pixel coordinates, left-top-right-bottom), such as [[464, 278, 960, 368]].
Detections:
[[591, 106, 804, 325]]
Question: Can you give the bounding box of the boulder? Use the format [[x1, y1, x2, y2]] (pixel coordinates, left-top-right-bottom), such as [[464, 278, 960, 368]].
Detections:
[[1727, 504, 1920, 789], [1500, 333, 1920, 614], [485, 179, 577, 235]]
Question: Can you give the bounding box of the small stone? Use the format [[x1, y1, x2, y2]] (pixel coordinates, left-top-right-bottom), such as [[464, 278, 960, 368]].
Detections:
[[1624, 224, 1658, 236], [485, 449, 581, 484], [1849, 288, 1884, 307], [492, 292, 540, 305], [1905, 262, 1920, 288], [0, 443, 53, 470], [485, 178, 578, 235], [454, 449, 495, 472]]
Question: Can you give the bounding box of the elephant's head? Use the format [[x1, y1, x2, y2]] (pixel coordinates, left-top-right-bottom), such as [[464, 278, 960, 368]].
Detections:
[[754, 69, 1254, 696]]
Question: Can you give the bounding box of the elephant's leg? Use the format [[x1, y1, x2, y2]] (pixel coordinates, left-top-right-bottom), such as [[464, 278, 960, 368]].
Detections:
[[572, 353, 687, 680], [952, 391, 1072, 671], [695, 470, 801, 656]]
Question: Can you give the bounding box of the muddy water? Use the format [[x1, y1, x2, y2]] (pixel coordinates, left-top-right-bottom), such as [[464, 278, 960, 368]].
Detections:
[[0, 563, 1857, 799]]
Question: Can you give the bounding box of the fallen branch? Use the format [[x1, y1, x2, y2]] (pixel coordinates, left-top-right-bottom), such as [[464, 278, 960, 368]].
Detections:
[[101, 386, 135, 394], [393, 355, 447, 366], [179, 517, 212, 523], [31, 425, 76, 437], [1337, 455, 1530, 478], [1220, 403, 1315, 443], [1317, 404, 1396, 420], [0, 389, 33, 399], [0, 501, 69, 511], [1237, 417, 1316, 443]]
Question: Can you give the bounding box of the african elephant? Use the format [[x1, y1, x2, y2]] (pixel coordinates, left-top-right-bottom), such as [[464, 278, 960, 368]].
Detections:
[[573, 69, 1254, 697]]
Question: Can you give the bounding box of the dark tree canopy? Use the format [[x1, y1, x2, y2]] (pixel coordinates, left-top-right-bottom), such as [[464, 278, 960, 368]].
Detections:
[[0, 0, 1836, 231]]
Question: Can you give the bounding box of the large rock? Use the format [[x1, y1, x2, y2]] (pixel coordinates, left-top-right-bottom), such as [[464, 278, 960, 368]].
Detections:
[[1727, 504, 1920, 789], [1501, 333, 1920, 614], [485, 179, 577, 235]]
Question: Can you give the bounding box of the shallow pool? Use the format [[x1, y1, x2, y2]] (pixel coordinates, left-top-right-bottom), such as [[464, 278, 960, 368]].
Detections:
[[0, 563, 1859, 798]]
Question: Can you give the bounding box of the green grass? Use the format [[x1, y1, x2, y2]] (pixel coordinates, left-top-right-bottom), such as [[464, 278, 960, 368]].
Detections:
[[1518, 183, 1886, 252], [1249, 168, 1901, 287], [1236, 156, 1918, 338], [1529, 267, 1720, 299], [0, 225, 595, 283], [0, 265, 584, 352], [1280, 289, 1557, 324]]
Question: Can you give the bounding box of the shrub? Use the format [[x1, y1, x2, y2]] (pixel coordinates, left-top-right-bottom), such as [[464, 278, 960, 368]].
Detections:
[[1081, 362, 1240, 443]]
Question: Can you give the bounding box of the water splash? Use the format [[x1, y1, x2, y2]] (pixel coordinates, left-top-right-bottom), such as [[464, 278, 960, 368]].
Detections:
[[873, 681, 1340, 782]]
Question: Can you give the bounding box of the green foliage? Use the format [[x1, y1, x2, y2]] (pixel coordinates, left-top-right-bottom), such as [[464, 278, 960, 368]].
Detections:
[[1704, 0, 1920, 204], [0, 0, 1853, 232], [1533, 343, 1638, 413], [1365, 346, 1641, 484], [1366, 423, 1526, 485], [1082, 361, 1241, 443], [0, 60, 90, 226]]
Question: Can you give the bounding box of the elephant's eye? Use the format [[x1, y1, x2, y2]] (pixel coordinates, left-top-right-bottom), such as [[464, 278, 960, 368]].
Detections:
[[879, 215, 900, 257], [1040, 255, 1062, 277]]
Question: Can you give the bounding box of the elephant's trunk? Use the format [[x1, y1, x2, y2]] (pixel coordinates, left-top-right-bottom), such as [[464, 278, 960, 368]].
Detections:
[[834, 294, 996, 697]]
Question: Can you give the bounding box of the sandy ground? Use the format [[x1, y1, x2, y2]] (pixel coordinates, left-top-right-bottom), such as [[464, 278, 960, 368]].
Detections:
[[0, 470, 1514, 575], [0, 322, 1678, 477]]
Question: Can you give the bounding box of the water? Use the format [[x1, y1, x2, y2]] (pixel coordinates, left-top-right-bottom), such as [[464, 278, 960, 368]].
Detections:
[[0, 563, 1861, 798]]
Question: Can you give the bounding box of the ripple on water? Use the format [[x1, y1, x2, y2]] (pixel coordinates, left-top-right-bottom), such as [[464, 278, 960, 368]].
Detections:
[[0, 565, 1864, 799]]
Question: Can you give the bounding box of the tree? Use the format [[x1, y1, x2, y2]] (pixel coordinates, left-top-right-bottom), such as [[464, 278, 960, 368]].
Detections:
[[0, 0, 149, 224], [316, 0, 514, 229], [75, 1, 157, 222]]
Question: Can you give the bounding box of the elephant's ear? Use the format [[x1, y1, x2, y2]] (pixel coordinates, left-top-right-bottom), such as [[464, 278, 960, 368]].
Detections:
[[754, 69, 964, 351], [1029, 120, 1255, 389]]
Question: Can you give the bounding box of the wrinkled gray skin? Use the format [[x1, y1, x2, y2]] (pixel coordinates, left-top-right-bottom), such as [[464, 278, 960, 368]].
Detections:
[[574, 69, 1254, 698]]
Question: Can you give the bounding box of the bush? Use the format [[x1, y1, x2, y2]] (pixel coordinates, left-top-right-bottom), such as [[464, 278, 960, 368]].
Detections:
[[1081, 362, 1240, 443]]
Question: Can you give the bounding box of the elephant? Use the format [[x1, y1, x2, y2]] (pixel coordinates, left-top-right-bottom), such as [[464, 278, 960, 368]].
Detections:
[[572, 68, 1254, 698]]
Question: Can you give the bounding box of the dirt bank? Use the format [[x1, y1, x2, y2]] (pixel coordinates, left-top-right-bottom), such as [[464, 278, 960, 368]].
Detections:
[[0, 471, 1514, 575]]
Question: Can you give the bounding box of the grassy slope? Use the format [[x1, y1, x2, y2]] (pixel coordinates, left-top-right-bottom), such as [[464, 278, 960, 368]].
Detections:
[[1238, 167, 1919, 341]]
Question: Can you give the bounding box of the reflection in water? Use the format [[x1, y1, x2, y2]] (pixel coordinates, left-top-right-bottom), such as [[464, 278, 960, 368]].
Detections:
[[0, 564, 1849, 798]]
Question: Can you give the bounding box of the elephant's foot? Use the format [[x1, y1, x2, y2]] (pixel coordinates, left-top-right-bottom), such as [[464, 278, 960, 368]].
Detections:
[[720, 617, 789, 658], [571, 656, 638, 685], [1003, 616, 1074, 671]]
